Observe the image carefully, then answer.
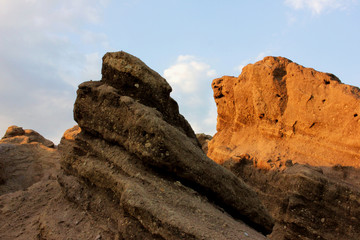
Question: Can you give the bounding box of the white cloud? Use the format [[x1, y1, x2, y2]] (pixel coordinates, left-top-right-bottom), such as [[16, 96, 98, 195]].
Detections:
[[164, 55, 217, 93], [234, 51, 272, 75], [0, 0, 109, 143], [163, 55, 217, 135], [284, 0, 357, 14], [234, 64, 246, 74]]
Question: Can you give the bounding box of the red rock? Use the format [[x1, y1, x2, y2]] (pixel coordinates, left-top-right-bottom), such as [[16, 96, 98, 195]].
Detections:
[[208, 56, 360, 239], [208, 56, 360, 167]]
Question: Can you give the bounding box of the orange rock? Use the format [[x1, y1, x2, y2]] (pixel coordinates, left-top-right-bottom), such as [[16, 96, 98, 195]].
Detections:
[[208, 56, 360, 167], [1, 125, 54, 148], [61, 125, 81, 141]]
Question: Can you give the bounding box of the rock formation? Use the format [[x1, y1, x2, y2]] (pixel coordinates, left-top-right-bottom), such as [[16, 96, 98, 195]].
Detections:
[[208, 57, 360, 239], [2, 53, 360, 240], [58, 51, 274, 239], [196, 133, 212, 154], [0, 126, 58, 195], [2, 125, 54, 148], [208, 56, 360, 167], [223, 155, 360, 239], [0, 126, 62, 239], [0, 53, 274, 239]]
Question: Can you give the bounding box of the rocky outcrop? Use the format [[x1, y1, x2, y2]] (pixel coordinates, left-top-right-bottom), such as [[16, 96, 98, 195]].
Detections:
[[208, 56, 360, 167], [2, 125, 55, 148], [207, 57, 360, 239], [0, 126, 59, 195], [223, 155, 360, 240], [58, 51, 274, 239], [0, 127, 63, 239], [196, 133, 212, 154]]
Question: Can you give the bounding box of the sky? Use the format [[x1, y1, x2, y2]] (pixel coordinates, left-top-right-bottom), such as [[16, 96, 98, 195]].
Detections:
[[0, 0, 359, 144]]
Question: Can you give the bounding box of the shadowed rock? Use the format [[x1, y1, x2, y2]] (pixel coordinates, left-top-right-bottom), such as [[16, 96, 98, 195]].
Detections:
[[59, 51, 274, 238], [196, 133, 212, 154]]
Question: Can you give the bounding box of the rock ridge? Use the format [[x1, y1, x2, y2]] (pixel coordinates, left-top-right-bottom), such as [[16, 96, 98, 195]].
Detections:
[[59, 51, 274, 238], [207, 56, 360, 239], [208, 56, 360, 167]]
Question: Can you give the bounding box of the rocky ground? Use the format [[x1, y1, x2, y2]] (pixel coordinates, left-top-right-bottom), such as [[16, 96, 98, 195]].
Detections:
[[0, 52, 359, 240]]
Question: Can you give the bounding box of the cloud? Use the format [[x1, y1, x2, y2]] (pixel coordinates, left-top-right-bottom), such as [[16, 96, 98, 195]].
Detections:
[[0, 0, 108, 143], [234, 51, 272, 75], [163, 55, 217, 135], [284, 0, 357, 14], [164, 55, 217, 93]]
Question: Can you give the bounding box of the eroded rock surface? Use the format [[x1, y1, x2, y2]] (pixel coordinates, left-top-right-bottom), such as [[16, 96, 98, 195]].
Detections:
[[223, 155, 360, 240], [196, 133, 212, 154], [207, 57, 360, 239], [208, 56, 360, 167], [0, 126, 59, 195], [59, 51, 274, 239], [2, 125, 55, 148]]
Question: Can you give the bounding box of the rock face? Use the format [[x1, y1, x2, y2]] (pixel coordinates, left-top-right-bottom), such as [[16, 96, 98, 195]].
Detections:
[[196, 133, 212, 154], [208, 56, 360, 167], [2, 125, 54, 148], [223, 155, 360, 240], [207, 57, 360, 239], [0, 127, 63, 239], [59, 51, 274, 239], [0, 126, 58, 195]]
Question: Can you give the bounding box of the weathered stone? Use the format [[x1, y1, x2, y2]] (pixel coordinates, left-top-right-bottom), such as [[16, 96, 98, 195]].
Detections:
[[60, 51, 274, 238], [101, 51, 198, 142], [1, 125, 54, 148], [223, 155, 360, 240], [0, 127, 59, 195], [208, 56, 360, 239], [208, 56, 360, 167], [196, 133, 212, 154]]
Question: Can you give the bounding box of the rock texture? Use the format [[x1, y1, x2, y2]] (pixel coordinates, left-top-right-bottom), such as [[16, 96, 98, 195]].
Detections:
[[0, 127, 62, 239], [2, 125, 55, 148], [208, 56, 360, 167], [223, 155, 360, 240], [0, 126, 58, 195], [196, 133, 212, 154], [207, 57, 360, 239], [58, 51, 274, 239]]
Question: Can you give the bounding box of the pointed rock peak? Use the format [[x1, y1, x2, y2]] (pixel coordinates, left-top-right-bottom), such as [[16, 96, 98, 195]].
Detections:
[[78, 50, 198, 142], [101, 51, 171, 96], [60, 52, 275, 237]]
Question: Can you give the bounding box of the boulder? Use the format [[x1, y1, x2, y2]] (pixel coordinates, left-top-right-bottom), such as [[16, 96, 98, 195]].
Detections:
[[59, 51, 274, 238]]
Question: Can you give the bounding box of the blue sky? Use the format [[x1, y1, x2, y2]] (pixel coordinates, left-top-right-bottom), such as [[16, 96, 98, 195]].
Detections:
[[0, 0, 359, 143]]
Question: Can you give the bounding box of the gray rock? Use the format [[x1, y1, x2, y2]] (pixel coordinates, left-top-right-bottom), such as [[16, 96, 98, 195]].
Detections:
[[59, 51, 274, 238]]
